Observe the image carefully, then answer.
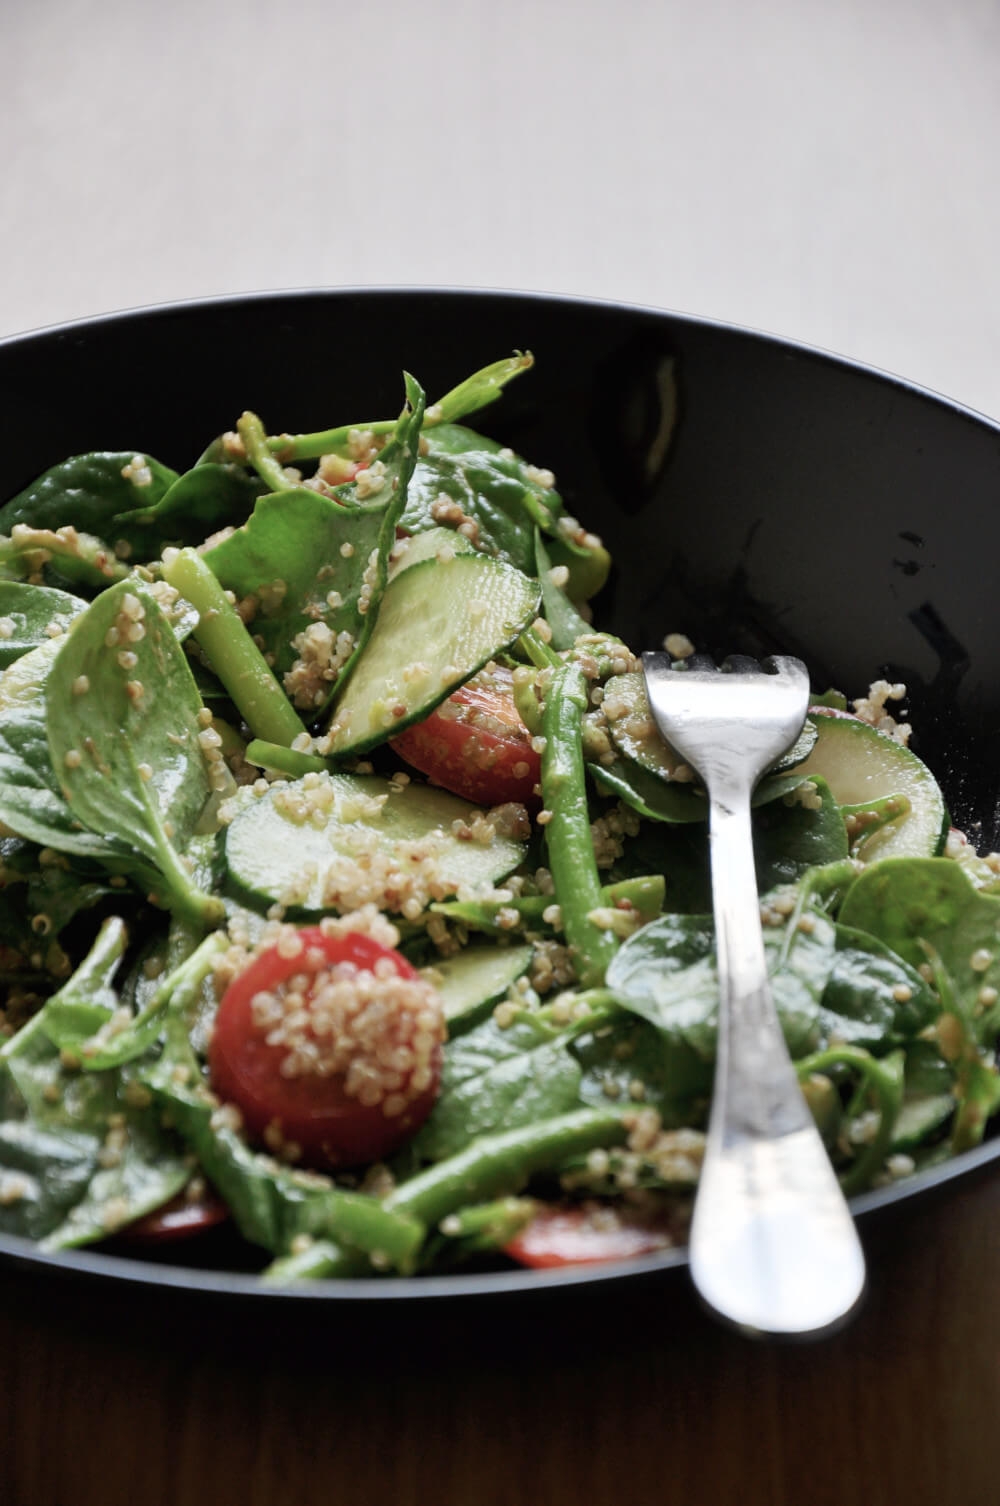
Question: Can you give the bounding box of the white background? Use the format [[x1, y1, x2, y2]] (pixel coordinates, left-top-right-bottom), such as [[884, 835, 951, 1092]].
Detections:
[[5, 0, 999, 418]]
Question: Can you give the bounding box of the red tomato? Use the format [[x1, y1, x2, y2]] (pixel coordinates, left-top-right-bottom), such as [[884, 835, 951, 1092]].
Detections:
[[504, 1202, 676, 1268], [209, 928, 445, 1170], [390, 665, 541, 807], [121, 1185, 229, 1244]]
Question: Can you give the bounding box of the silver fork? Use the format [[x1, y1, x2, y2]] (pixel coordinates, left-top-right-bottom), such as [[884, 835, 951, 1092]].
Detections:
[[641, 651, 866, 1336]]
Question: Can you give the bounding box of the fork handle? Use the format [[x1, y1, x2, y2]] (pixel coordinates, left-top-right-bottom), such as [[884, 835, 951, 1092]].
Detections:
[[688, 789, 867, 1336]]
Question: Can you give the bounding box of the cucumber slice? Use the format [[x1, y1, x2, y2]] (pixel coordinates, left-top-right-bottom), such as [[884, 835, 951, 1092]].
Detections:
[[891, 1093, 954, 1152], [224, 771, 527, 915], [602, 671, 817, 781], [422, 943, 533, 1029], [322, 554, 540, 758], [387, 527, 475, 579], [793, 712, 948, 861]]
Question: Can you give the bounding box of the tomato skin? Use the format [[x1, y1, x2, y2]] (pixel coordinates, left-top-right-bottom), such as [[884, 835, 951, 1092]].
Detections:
[[504, 1203, 676, 1268], [209, 929, 443, 1170], [121, 1186, 229, 1244], [390, 666, 541, 807]]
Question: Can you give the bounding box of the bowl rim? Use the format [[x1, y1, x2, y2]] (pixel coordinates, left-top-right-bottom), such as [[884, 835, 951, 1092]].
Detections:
[[3, 284, 1000, 1307], [2, 282, 998, 435]]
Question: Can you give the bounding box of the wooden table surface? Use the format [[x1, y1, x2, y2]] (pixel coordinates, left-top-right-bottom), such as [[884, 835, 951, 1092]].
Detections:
[[5, 1161, 1000, 1506]]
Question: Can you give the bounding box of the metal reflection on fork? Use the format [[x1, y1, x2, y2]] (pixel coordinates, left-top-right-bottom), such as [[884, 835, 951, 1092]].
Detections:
[[640, 651, 866, 1337]]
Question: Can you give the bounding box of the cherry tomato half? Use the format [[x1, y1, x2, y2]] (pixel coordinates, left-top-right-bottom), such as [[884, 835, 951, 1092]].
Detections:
[[209, 928, 445, 1170], [121, 1185, 230, 1244], [390, 664, 540, 807], [504, 1202, 676, 1268]]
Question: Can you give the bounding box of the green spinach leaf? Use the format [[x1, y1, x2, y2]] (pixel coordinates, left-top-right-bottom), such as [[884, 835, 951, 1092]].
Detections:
[[839, 857, 1000, 1044], [113, 462, 265, 551], [413, 1011, 586, 1161], [0, 581, 87, 667], [45, 579, 223, 926], [205, 376, 425, 711], [0, 641, 155, 874], [401, 424, 564, 573], [820, 923, 938, 1049], [0, 452, 177, 548], [607, 895, 838, 1061]]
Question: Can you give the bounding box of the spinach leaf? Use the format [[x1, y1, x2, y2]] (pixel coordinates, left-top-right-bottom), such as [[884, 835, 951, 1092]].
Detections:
[[820, 923, 938, 1049], [571, 1012, 712, 1126], [45, 579, 223, 926], [839, 857, 1000, 1044], [0, 925, 188, 1246], [0, 452, 178, 548], [0, 640, 156, 874], [0, 1047, 110, 1241], [138, 1044, 424, 1269], [535, 529, 591, 651], [112, 462, 265, 552], [754, 775, 849, 886], [607, 896, 838, 1061], [401, 425, 564, 573], [205, 376, 425, 710], [0, 838, 114, 951], [413, 1011, 586, 1161], [0, 526, 131, 592], [42, 929, 225, 1072], [0, 581, 87, 667], [42, 1092, 190, 1250]]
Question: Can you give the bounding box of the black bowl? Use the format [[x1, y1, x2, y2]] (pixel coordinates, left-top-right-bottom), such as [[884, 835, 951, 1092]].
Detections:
[[3, 286, 1000, 1325]]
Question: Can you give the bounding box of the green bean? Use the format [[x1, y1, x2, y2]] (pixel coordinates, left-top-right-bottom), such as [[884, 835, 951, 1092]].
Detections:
[[795, 1044, 905, 1194], [261, 1239, 360, 1284], [245, 738, 327, 778], [540, 661, 621, 987], [384, 1107, 628, 1230], [237, 410, 297, 493]]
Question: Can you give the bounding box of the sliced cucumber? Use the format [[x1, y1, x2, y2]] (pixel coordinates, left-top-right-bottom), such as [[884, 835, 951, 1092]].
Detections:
[[891, 1093, 954, 1152], [387, 527, 475, 579], [322, 553, 540, 758], [422, 943, 533, 1029], [224, 770, 527, 915], [793, 712, 948, 861]]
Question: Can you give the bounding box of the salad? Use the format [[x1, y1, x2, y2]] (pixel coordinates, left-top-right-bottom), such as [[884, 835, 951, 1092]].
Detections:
[[2, 352, 1000, 1283]]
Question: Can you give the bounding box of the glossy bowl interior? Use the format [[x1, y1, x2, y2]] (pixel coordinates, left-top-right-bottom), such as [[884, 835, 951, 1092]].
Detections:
[[3, 286, 1000, 1313]]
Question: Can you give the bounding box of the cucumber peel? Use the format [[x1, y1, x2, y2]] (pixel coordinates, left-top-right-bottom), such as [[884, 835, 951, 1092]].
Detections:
[[321, 553, 540, 758]]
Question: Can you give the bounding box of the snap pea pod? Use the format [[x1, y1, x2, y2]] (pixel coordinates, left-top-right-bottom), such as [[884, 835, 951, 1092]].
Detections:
[[265, 353, 534, 464]]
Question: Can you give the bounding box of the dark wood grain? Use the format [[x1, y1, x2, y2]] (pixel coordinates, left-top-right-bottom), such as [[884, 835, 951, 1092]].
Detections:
[[5, 1170, 1000, 1506]]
